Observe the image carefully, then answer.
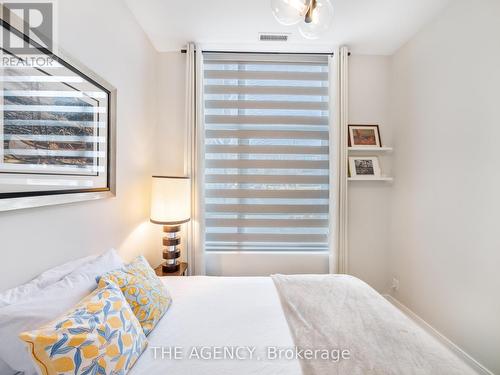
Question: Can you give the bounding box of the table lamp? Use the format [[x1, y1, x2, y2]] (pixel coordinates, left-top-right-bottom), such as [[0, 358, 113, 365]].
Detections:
[[150, 176, 191, 273]]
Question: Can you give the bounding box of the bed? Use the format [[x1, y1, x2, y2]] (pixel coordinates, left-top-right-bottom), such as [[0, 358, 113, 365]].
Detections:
[[130, 275, 476, 375], [0, 251, 477, 375]]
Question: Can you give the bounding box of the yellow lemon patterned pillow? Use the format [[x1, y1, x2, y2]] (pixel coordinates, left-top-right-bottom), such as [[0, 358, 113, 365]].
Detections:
[[19, 282, 147, 375], [97, 256, 171, 335]]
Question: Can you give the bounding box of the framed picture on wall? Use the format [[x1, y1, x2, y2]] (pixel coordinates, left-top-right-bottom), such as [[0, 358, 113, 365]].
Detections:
[[349, 156, 381, 178], [348, 125, 382, 147], [0, 15, 116, 212]]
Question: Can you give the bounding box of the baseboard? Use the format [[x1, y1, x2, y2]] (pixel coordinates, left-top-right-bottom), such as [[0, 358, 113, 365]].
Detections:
[[383, 294, 494, 375]]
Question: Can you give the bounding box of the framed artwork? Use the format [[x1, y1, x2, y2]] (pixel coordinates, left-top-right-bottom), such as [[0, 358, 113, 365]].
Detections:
[[348, 125, 382, 147], [0, 17, 116, 211], [349, 157, 381, 178]]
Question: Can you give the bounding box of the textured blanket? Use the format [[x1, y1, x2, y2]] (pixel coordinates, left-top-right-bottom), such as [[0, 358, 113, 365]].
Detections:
[[272, 274, 476, 375]]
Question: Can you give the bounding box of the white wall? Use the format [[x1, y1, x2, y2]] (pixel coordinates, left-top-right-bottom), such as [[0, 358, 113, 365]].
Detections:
[[389, 0, 500, 372], [0, 0, 161, 291], [348, 56, 392, 292], [155, 52, 392, 285]]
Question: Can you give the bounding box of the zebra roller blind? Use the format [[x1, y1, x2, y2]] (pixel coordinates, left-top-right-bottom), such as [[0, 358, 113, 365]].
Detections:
[[203, 52, 330, 252]]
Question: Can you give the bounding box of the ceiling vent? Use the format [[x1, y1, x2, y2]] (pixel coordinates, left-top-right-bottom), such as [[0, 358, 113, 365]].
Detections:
[[259, 33, 289, 42]]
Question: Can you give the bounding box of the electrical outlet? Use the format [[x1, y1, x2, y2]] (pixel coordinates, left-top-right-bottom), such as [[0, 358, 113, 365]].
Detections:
[[391, 277, 400, 291]]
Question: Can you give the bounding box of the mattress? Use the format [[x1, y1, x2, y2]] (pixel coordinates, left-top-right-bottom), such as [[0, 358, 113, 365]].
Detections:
[[129, 276, 302, 375]]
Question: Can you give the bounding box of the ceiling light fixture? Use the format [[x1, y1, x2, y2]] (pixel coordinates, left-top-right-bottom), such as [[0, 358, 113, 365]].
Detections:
[[270, 0, 334, 40]]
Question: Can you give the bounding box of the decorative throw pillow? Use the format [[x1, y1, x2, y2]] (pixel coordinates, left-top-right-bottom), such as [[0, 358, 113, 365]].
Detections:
[[19, 282, 147, 375], [97, 256, 171, 335]]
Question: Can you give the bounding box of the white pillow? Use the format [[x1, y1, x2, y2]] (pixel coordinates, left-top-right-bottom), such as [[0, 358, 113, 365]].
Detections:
[[0, 254, 96, 307], [69, 248, 123, 279], [0, 249, 123, 374]]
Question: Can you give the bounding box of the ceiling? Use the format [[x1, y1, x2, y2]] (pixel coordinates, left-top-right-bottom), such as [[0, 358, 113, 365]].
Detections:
[[124, 0, 452, 55]]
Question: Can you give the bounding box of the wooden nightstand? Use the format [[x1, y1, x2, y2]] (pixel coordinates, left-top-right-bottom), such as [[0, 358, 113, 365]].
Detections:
[[155, 262, 188, 277]]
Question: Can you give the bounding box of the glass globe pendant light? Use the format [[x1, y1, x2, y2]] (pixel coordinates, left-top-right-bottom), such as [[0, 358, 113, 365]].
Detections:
[[271, 0, 312, 25], [299, 0, 334, 39]]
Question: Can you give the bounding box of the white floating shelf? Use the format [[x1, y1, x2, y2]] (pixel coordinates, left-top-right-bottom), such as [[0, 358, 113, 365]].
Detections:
[[348, 177, 394, 182], [348, 146, 393, 152]]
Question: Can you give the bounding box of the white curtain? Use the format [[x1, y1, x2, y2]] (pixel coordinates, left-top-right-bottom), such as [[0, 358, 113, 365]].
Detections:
[[184, 43, 206, 275], [329, 46, 349, 274]]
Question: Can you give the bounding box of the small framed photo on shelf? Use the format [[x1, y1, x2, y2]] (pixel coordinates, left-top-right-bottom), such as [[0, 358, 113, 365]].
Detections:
[[349, 156, 381, 178], [348, 125, 382, 147]]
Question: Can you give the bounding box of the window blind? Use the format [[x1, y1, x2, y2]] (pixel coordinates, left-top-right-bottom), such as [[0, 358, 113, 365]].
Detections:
[[203, 52, 330, 252]]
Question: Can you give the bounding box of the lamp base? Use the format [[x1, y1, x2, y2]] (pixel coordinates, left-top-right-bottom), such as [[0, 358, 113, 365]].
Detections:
[[161, 225, 182, 274], [162, 262, 180, 273]]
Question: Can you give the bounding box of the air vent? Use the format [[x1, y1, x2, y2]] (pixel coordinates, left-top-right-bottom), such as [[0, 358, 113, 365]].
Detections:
[[259, 33, 289, 42]]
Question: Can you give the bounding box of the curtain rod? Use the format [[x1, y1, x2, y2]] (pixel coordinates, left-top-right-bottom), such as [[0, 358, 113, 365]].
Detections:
[[180, 49, 340, 56]]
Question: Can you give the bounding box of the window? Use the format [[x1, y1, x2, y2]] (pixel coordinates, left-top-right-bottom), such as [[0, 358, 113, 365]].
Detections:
[[203, 52, 330, 252]]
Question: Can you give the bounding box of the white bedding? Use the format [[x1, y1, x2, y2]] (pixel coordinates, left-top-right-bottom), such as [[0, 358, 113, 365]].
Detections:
[[130, 275, 476, 375], [129, 276, 302, 375]]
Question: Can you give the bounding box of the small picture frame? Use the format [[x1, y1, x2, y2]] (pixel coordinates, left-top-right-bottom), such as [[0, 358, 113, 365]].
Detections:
[[348, 125, 382, 147], [349, 157, 381, 178]]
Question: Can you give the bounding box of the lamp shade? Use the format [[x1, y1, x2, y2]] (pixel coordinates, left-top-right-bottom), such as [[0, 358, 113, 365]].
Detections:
[[150, 176, 191, 225]]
